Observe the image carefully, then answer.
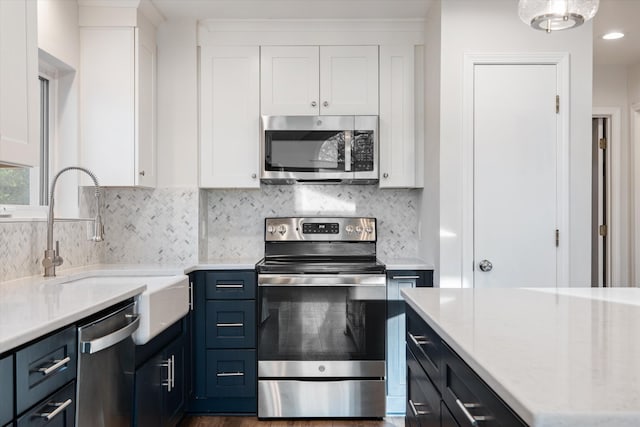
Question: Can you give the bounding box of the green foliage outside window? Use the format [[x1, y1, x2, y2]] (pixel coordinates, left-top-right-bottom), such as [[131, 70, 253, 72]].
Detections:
[[0, 168, 30, 205]]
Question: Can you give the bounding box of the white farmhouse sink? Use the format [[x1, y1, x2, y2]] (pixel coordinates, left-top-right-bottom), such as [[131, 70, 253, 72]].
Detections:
[[66, 275, 190, 345]]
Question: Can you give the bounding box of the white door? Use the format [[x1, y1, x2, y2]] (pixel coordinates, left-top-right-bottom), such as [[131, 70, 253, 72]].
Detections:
[[260, 46, 319, 116], [200, 46, 260, 188], [135, 26, 157, 187], [473, 64, 558, 288], [319, 45, 379, 116]]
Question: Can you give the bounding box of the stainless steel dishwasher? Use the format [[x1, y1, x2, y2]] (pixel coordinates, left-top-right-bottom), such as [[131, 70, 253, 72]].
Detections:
[[76, 302, 139, 427]]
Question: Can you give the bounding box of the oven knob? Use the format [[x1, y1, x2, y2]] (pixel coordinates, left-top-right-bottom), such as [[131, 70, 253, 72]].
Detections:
[[267, 225, 276, 234], [365, 227, 373, 234], [356, 226, 363, 233], [278, 225, 287, 235], [345, 225, 354, 233]]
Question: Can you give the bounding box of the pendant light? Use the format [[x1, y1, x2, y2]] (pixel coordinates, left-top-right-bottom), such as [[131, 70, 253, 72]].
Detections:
[[518, 0, 600, 32]]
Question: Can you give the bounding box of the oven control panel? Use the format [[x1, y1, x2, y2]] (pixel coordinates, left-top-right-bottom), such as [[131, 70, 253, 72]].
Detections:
[[265, 217, 376, 241]]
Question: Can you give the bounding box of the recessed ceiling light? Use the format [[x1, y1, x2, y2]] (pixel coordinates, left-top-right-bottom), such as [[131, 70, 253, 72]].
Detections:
[[602, 32, 625, 40]]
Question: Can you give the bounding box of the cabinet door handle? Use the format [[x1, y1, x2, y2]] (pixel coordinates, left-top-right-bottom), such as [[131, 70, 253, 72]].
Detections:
[[408, 399, 430, 416], [36, 356, 71, 376], [216, 322, 244, 327], [160, 357, 173, 392], [392, 275, 420, 280], [216, 284, 243, 288], [311, 101, 317, 107], [455, 398, 493, 425], [408, 332, 430, 346], [38, 398, 72, 421], [216, 371, 244, 377], [170, 355, 175, 389]]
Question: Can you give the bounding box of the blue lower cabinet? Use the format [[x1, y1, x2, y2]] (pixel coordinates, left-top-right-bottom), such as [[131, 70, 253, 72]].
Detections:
[[16, 381, 75, 427], [189, 270, 257, 414], [0, 356, 13, 426]]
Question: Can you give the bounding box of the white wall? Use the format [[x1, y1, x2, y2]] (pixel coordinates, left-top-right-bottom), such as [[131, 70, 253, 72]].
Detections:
[[419, 0, 441, 284], [156, 18, 199, 187], [593, 65, 631, 285], [439, 0, 593, 288], [630, 64, 640, 285], [37, 0, 81, 218], [629, 65, 640, 103]]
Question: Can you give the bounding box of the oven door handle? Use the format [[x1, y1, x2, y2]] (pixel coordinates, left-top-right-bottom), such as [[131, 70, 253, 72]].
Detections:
[[258, 274, 386, 287]]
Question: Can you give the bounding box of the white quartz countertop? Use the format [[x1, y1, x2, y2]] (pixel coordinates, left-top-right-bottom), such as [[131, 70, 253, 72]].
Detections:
[[401, 287, 640, 427], [381, 257, 434, 271]]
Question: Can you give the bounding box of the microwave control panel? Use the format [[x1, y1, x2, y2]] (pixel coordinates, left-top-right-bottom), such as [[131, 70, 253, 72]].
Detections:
[[353, 132, 374, 172]]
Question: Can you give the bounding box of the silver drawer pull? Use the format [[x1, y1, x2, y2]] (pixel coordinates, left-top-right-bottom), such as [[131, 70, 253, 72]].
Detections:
[[408, 333, 430, 346], [216, 323, 244, 327], [38, 398, 72, 420], [455, 398, 493, 425], [216, 284, 243, 288], [37, 356, 71, 376], [216, 371, 244, 377], [392, 275, 420, 280], [409, 399, 430, 416]]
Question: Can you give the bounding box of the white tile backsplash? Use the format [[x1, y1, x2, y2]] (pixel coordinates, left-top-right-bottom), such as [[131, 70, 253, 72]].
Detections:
[[1, 185, 420, 282], [205, 185, 420, 261]]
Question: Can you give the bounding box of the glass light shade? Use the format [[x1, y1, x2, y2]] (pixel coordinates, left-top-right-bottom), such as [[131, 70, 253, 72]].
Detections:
[[518, 0, 600, 32]]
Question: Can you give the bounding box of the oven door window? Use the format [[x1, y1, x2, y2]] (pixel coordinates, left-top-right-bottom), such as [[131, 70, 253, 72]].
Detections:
[[265, 130, 346, 172], [258, 286, 385, 361]]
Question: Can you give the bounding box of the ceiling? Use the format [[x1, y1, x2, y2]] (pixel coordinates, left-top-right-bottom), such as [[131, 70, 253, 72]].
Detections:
[[150, 0, 640, 66]]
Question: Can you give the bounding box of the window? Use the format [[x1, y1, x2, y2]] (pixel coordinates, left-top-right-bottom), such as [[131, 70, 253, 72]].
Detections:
[[0, 70, 53, 217]]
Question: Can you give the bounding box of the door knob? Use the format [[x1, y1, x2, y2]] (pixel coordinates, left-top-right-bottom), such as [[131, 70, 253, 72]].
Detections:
[[478, 260, 493, 272]]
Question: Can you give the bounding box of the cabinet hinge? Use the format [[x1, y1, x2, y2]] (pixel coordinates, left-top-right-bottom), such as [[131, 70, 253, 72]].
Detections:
[[555, 95, 560, 114], [555, 229, 559, 247], [599, 224, 608, 237], [599, 138, 607, 150]]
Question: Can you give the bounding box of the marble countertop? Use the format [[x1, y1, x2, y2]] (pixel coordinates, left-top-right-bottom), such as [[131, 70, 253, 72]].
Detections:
[[401, 287, 640, 427], [380, 257, 434, 270]]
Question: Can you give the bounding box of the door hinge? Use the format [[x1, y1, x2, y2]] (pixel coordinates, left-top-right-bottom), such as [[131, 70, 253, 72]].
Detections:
[[599, 224, 608, 237], [555, 95, 560, 114], [555, 229, 559, 247], [599, 138, 607, 150]]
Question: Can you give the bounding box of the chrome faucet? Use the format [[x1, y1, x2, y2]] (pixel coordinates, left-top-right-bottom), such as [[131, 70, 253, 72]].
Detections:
[[43, 166, 105, 277]]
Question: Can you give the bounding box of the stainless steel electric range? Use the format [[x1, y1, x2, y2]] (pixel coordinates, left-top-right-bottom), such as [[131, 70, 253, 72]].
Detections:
[[256, 217, 386, 418]]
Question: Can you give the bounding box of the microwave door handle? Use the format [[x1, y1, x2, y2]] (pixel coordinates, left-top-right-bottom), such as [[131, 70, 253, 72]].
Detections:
[[344, 130, 352, 172]]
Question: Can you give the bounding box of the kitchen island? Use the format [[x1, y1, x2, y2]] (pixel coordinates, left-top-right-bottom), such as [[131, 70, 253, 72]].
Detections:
[[402, 287, 640, 427]]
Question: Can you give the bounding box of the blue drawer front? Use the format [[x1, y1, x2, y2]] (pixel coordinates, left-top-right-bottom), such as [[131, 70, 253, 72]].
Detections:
[[204, 271, 256, 300], [15, 327, 77, 415], [205, 301, 256, 348], [206, 350, 256, 398], [0, 356, 13, 425], [16, 381, 75, 427]]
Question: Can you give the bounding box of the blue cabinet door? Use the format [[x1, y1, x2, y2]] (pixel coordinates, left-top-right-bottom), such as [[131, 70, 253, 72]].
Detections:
[[134, 352, 163, 427], [205, 300, 256, 349], [205, 271, 256, 299], [16, 381, 76, 427], [0, 356, 13, 426], [163, 336, 185, 427], [205, 349, 256, 398]]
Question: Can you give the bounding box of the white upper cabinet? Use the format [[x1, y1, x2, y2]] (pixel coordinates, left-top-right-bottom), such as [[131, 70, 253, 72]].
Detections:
[[261, 45, 378, 116], [200, 46, 260, 189], [379, 45, 424, 188], [319, 46, 378, 116], [80, 7, 158, 187], [0, 0, 38, 167]]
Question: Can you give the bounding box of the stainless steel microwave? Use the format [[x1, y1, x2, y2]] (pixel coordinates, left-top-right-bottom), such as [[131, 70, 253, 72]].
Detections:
[[261, 115, 378, 184]]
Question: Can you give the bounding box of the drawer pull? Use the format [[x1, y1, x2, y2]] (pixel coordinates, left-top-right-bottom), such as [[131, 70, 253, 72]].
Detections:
[[408, 399, 430, 416], [216, 284, 243, 288], [455, 398, 492, 425], [38, 398, 72, 420], [37, 356, 71, 376], [216, 323, 244, 327], [408, 333, 430, 346], [216, 371, 244, 377], [392, 275, 420, 280]]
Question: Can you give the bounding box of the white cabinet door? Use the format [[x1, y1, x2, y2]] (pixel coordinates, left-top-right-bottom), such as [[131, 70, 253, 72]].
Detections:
[[379, 45, 416, 188], [80, 27, 136, 187], [200, 46, 260, 188], [135, 25, 157, 187], [0, 0, 38, 167], [80, 24, 156, 187], [261, 46, 319, 116], [319, 46, 378, 116]]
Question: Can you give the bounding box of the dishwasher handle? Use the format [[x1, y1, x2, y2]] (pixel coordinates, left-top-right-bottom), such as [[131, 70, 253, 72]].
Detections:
[[80, 315, 140, 354]]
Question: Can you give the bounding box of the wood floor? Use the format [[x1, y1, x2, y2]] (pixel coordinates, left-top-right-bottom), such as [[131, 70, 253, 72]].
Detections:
[[180, 416, 404, 427]]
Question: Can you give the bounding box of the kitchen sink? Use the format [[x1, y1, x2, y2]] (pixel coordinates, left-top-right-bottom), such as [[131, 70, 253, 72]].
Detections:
[[65, 275, 189, 345]]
